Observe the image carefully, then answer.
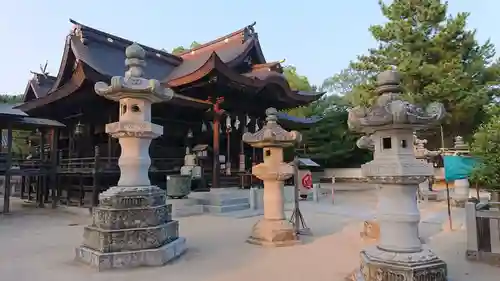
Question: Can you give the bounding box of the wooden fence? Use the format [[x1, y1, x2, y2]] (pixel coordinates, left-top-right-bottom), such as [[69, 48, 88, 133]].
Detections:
[[465, 201, 500, 266]]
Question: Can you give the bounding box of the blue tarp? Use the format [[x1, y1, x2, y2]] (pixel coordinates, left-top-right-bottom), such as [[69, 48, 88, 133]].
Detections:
[[443, 155, 477, 182]]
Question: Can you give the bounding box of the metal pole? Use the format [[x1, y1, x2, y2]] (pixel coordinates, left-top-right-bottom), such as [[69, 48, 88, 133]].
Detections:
[[440, 125, 445, 151], [293, 156, 300, 234], [445, 181, 453, 230]]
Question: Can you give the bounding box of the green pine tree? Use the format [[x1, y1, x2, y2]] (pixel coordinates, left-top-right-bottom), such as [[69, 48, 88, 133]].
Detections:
[[350, 0, 500, 144]]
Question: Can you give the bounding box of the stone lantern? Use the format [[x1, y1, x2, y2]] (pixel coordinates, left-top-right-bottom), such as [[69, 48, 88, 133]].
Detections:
[[451, 136, 471, 206], [348, 70, 447, 280], [74, 43, 186, 270], [414, 134, 441, 200], [242, 107, 301, 247]]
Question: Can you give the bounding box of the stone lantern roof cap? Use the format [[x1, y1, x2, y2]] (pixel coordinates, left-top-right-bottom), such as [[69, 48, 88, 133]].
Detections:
[[242, 107, 302, 148], [347, 70, 446, 134], [94, 43, 175, 103]]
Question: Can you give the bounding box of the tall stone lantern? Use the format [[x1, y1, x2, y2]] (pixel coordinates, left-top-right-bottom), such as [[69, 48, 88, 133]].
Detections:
[[243, 108, 301, 247], [348, 70, 448, 280], [74, 43, 186, 270]]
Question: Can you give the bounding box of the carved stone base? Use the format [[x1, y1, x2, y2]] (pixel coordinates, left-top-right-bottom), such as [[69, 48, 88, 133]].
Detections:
[[75, 185, 187, 270], [246, 218, 300, 247], [350, 246, 447, 281], [75, 237, 186, 271]]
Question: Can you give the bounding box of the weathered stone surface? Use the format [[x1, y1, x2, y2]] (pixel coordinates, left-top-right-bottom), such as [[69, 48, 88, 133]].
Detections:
[[246, 219, 300, 247], [92, 204, 172, 230], [352, 246, 447, 281], [75, 237, 186, 271], [99, 185, 166, 208], [82, 220, 179, 253]]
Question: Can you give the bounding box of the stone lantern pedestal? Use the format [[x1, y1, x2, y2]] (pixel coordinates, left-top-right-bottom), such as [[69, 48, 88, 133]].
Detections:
[[348, 70, 448, 280], [242, 108, 301, 247], [74, 44, 186, 270]]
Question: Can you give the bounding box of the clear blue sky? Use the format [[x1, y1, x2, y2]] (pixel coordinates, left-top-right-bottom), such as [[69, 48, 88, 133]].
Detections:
[[0, 0, 498, 95]]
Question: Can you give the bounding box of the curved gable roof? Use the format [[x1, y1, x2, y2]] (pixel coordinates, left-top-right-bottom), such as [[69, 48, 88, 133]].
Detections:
[[22, 73, 57, 102]]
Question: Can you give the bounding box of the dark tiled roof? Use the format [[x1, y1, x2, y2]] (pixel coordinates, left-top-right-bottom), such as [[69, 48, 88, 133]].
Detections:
[[0, 103, 65, 129], [18, 20, 323, 117], [22, 74, 57, 102]]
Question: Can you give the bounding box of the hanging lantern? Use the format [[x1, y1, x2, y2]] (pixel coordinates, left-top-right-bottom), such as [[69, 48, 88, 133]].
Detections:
[[74, 121, 84, 136], [201, 121, 207, 132], [234, 116, 240, 130], [226, 115, 232, 129], [187, 128, 193, 138]]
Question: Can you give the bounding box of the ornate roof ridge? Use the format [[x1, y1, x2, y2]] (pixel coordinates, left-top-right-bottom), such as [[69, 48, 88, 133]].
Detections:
[[176, 22, 257, 57], [69, 19, 182, 65]]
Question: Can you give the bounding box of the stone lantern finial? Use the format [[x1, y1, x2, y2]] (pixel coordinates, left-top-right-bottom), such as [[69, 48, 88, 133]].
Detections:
[[125, 43, 146, 78], [375, 69, 402, 96], [94, 43, 174, 103], [454, 136, 468, 151]]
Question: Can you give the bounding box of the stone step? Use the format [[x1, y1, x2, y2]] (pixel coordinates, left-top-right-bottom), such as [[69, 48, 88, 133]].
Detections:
[[203, 202, 250, 214], [169, 198, 204, 218], [197, 196, 249, 206]]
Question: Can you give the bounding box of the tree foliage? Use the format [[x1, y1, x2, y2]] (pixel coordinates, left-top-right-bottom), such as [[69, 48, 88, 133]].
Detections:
[[283, 65, 313, 92], [0, 94, 23, 104], [470, 106, 500, 190], [350, 0, 500, 142], [298, 96, 372, 167], [171, 41, 202, 55], [1, 94, 29, 155]]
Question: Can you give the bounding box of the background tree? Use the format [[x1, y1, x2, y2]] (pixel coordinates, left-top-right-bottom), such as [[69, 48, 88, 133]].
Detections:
[[171, 41, 202, 55], [283, 65, 313, 92], [349, 0, 500, 146], [299, 96, 371, 167], [0, 94, 23, 104], [0, 93, 29, 155], [470, 106, 500, 196]]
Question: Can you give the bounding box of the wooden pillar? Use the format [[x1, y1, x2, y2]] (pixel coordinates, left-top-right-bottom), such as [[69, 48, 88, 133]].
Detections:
[[209, 96, 225, 189], [225, 124, 231, 176], [92, 145, 100, 207], [3, 123, 13, 213], [239, 118, 246, 172], [50, 128, 59, 208], [212, 114, 221, 189], [38, 129, 46, 208]]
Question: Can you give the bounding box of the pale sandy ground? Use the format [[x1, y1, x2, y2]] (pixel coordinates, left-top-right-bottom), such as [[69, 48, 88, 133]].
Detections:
[[0, 188, 498, 281]]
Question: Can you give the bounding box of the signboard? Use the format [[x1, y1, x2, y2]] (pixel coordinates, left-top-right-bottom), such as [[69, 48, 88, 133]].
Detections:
[[301, 172, 313, 189], [443, 155, 477, 182], [298, 170, 313, 195]]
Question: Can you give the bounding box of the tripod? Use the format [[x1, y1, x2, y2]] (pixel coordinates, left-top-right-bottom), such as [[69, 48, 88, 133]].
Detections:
[[289, 156, 312, 235]]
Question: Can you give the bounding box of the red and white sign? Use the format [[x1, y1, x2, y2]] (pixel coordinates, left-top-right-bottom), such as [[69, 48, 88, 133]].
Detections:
[[301, 172, 313, 190]]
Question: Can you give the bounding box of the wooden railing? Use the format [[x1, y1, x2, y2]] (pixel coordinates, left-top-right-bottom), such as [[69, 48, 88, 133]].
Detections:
[[57, 157, 184, 174], [466, 201, 500, 266]]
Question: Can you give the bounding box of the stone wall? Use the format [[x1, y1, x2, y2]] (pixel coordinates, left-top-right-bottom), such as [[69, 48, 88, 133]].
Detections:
[[322, 167, 446, 183]]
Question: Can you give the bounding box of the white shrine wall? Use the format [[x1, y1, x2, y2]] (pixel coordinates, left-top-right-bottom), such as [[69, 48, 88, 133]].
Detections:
[[323, 167, 446, 183]]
